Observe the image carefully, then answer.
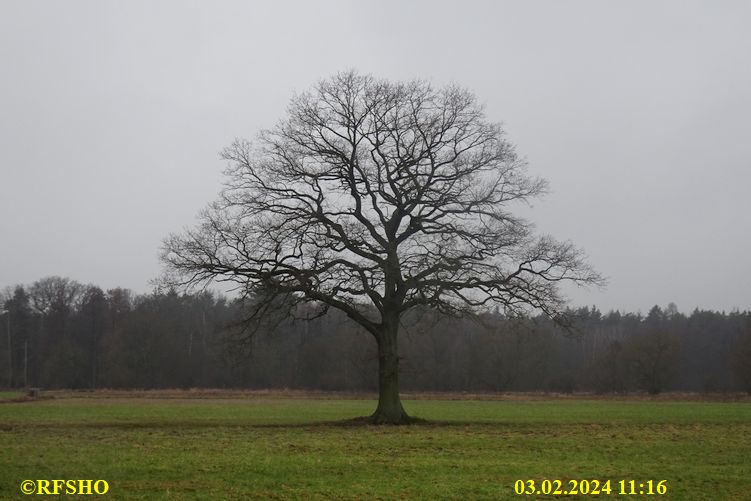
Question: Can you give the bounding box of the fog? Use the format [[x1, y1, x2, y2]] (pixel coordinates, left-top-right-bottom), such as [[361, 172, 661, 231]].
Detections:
[[1, 0, 749, 313]]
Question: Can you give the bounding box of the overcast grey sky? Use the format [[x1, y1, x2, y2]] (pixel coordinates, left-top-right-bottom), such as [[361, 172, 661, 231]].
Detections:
[[1, 1, 749, 314]]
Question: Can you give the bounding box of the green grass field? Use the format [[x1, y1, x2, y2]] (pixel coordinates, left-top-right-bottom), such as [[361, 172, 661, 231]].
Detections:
[[1, 392, 749, 500]]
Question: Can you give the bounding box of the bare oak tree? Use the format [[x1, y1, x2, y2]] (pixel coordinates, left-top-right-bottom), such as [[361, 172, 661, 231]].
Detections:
[[162, 71, 602, 423]]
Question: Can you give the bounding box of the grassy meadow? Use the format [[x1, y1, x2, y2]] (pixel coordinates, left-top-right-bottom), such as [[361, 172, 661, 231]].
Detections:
[[1, 391, 750, 500]]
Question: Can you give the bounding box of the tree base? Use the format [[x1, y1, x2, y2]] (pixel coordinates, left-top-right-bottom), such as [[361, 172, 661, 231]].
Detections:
[[369, 405, 413, 425], [338, 411, 428, 426]]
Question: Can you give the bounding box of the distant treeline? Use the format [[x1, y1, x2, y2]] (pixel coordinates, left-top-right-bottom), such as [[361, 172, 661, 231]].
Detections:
[[1, 276, 750, 394]]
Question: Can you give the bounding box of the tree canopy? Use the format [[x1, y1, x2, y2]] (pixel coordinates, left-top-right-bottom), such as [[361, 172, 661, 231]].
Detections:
[[163, 71, 602, 422]]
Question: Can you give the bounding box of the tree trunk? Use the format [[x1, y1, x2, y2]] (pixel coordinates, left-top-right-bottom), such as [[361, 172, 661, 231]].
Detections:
[[371, 324, 410, 424]]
